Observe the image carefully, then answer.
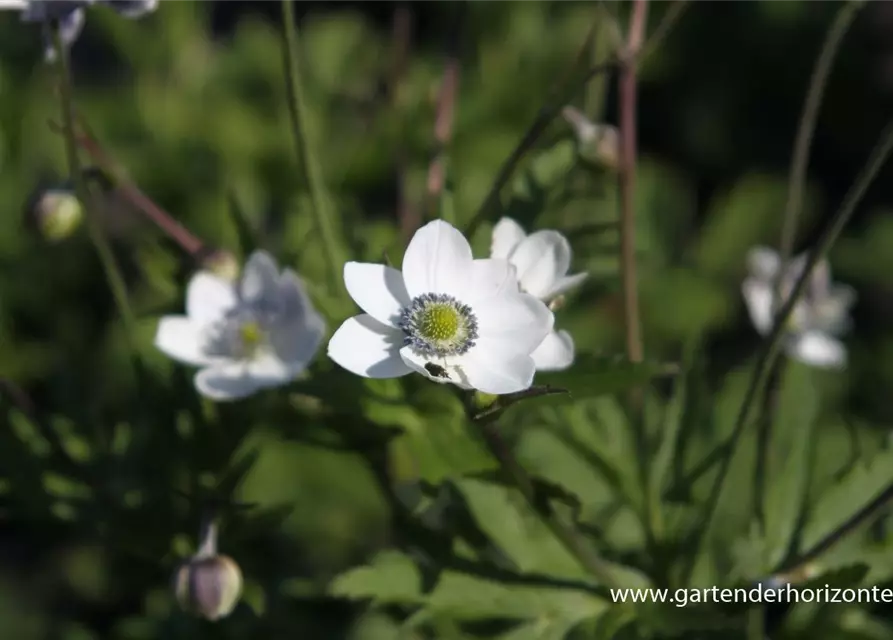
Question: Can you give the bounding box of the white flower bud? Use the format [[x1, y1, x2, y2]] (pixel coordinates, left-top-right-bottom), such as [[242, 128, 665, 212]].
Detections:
[[31, 188, 83, 242], [561, 106, 620, 171], [199, 248, 240, 282]]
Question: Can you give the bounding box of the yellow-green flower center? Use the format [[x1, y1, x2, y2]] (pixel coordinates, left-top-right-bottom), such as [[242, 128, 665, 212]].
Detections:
[[398, 293, 479, 357], [419, 304, 460, 341]]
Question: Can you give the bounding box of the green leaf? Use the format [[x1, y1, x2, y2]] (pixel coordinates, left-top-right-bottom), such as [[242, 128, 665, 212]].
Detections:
[[454, 477, 590, 580], [763, 362, 820, 570], [514, 426, 646, 553], [799, 447, 893, 554], [649, 337, 697, 539], [330, 550, 421, 604], [535, 354, 675, 400], [493, 618, 578, 640], [330, 550, 609, 624], [392, 387, 498, 484]]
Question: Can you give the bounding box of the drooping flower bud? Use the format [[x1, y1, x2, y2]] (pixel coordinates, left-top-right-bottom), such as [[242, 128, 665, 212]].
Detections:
[[173, 519, 243, 621], [28, 187, 84, 242], [561, 106, 620, 171]]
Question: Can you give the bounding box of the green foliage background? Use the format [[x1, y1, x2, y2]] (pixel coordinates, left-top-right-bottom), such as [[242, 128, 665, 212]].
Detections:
[[2, 1, 893, 638]]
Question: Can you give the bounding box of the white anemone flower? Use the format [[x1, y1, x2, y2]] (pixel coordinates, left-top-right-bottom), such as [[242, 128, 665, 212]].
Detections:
[[490, 217, 588, 372], [154, 250, 326, 401], [742, 245, 855, 369], [327, 220, 554, 395]]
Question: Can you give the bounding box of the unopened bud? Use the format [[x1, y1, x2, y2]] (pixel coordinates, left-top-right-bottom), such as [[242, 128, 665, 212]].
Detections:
[[199, 248, 240, 282], [173, 520, 243, 621], [561, 106, 620, 171], [30, 188, 84, 242], [548, 295, 566, 312]]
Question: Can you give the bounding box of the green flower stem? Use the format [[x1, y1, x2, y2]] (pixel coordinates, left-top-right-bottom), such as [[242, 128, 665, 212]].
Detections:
[[53, 27, 137, 348], [685, 115, 893, 585], [778, 0, 865, 267], [280, 0, 345, 294], [470, 397, 619, 589]]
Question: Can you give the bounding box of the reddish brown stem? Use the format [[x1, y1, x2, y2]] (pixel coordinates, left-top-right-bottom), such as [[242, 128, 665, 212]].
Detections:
[[77, 134, 205, 256], [425, 55, 460, 212], [617, 0, 648, 364], [49, 120, 206, 257]]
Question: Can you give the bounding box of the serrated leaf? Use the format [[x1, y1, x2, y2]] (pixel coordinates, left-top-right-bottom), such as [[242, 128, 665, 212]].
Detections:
[[536, 354, 674, 399], [454, 477, 589, 580], [330, 550, 421, 604], [330, 550, 609, 625], [799, 448, 893, 554]]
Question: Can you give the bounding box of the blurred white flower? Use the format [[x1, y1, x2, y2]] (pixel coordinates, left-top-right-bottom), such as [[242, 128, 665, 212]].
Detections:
[[328, 219, 554, 395], [490, 217, 587, 371], [3, 0, 157, 61], [154, 251, 326, 401], [742, 245, 856, 369]]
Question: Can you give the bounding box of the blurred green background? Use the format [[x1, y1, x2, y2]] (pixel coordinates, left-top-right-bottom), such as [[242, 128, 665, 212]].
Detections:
[[3, 1, 893, 638]]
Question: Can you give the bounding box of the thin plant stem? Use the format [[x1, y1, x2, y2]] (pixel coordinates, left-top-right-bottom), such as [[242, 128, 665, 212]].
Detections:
[[617, 0, 650, 551], [280, 0, 345, 293], [424, 4, 463, 227], [475, 416, 620, 589], [391, 4, 418, 245], [778, 0, 864, 267], [617, 0, 648, 366], [53, 27, 137, 348], [684, 116, 893, 585]]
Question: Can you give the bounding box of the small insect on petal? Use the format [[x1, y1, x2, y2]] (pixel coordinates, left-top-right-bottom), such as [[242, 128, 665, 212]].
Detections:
[[424, 362, 450, 379]]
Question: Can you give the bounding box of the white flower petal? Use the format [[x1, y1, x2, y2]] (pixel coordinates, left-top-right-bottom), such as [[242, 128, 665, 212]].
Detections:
[[154, 316, 216, 367], [491, 217, 526, 260], [741, 278, 774, 335], [240, 250, 280, 305], [194, 363, 260, 401], [787, 331, 847, 369], [460, 347, 536, 395], [343, 262, 410, 328], [269, 313, 325, 373], [509, 230, 573, 299], [401, 220, 473, 299], [247, 353, 302, 387], [399, 347, 473, 389], [546, 272, 589, 300], [327, 314, 411, 379], [531, 330, 575, 371], [466, 258, 520, 302], [746, 246, 782, 281], [475, 293, 554, 355], [186, 272, 238, 327]]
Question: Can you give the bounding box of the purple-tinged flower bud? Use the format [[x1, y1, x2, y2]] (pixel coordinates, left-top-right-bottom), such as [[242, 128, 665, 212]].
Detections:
[[173, 519, 243, 621]]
